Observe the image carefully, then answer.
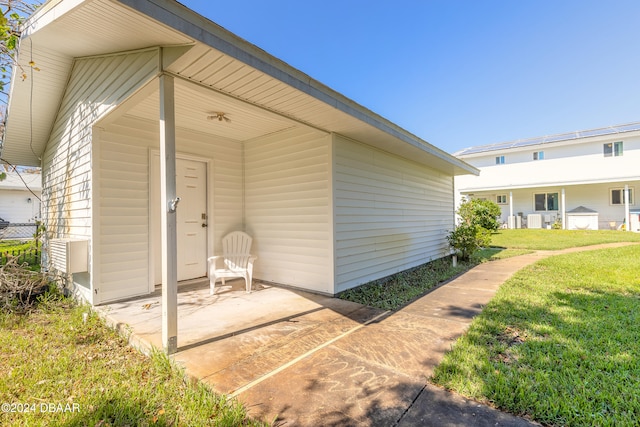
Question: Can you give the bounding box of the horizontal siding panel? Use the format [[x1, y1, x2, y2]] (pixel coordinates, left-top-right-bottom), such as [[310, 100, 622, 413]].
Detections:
[[98, 115, 243, 299], [245, 129, 331, 293], [246, 175, 328, 191], [43, 49, 159, 298], [97, 134, 150, 300], [100, 242, 148, 254], [100, 267, 148, 285], [335, 233, 450, 253], [334, 137, 454, 292]]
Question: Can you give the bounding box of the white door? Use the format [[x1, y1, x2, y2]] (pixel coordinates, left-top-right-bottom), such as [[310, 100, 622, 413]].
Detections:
[[176, 159, 208, 280], [152, 155, 208, 283]]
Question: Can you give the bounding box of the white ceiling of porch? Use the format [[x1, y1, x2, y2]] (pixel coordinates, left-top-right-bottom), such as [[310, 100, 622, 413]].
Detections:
[[123, 78, 299, 143]]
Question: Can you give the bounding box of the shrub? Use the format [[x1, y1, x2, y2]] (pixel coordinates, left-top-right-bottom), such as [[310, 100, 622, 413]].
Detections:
[[457, 198, 501, 232], [447, 223, 491, 260]]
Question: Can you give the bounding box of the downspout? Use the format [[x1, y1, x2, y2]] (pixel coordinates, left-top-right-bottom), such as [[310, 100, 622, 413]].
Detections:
[[242, 142, 246, 231]]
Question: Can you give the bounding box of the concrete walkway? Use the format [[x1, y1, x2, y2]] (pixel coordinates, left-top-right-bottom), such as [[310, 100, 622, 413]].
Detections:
[[99, 243, 635, 426], [224, 253, 546, 427]]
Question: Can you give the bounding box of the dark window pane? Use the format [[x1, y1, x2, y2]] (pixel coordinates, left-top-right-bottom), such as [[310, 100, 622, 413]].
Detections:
[[612, 190, 621, 204], [614, 142, 623, 156], [535, 194, 546, 210], [547, 193, 558, 211]]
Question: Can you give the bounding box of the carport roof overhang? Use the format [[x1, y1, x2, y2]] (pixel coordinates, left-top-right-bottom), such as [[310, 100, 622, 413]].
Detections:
[[2, 0, 477, 177], [458, 176, 640, 193]]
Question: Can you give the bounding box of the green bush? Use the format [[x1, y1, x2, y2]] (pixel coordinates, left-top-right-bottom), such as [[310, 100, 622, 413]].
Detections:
[[448, 198, 497, 260], [457, 198, 501, 232], [447, 223, 491, 260]]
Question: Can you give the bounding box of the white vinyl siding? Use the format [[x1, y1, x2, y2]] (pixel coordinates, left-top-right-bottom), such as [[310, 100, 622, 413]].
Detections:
[[97, 131, 150, 302], [456, 135, 640, 191], [41, 49, 159, 301], [334, 136, 453, 293], [245, 128, 332, 293], [468, 181, 640, 230], [0, 190, 41, 223], [0, 173, 42, 224], [97, 116, 243, 302]]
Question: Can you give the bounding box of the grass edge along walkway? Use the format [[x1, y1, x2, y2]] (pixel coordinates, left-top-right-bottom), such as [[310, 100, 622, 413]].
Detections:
[[0, 297, 271, 427], [431, 243, 640, 426]]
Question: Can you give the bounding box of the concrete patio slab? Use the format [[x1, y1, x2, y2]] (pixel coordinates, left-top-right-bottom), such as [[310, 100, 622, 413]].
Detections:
[[98, 243, 637, 426], [239, 345, 424, 427]]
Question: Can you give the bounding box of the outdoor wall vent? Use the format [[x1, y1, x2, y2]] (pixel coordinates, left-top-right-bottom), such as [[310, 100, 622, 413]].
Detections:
[[49, 238, 88, 274]]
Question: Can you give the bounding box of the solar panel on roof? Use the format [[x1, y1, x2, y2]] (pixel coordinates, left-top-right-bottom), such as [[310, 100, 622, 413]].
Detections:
[[455, 121, 640, 156]]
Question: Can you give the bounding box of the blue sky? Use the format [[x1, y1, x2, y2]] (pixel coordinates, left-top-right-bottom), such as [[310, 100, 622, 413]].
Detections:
[[179, 0, 640, 154]]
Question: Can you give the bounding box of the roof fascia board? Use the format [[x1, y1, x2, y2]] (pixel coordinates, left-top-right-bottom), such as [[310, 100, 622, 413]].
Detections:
[[21, 0, 87, 38], [457, 127, 640, 158], [459, 176, 640, 192], [115, 0, 476, 174]]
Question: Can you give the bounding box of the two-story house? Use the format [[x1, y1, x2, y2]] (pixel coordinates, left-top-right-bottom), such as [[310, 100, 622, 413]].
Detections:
[[454, 122, 640, 232]]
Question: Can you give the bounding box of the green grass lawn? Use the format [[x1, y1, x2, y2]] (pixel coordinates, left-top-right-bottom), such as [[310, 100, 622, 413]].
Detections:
[[3, 229, 639, 425], [341, 229, 640, 311], [0, 239, 41, 270], [0, 297, 269, 427], [490, 228, 640, 250], [432, 244, 640, 426]]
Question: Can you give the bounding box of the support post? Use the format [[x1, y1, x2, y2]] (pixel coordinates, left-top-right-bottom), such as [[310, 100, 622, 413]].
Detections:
[[160, 74, 178, 354], [509, 191, 513, 229], [561, 188, 566, 230], [624, 184, 630, 232]]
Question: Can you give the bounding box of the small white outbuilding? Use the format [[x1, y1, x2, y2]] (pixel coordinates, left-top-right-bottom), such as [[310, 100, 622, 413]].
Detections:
[[1, 0, 478, 351], [0, 171, 41, 224]]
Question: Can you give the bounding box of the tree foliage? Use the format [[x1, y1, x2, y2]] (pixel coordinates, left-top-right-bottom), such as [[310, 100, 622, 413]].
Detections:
[[0, 1, 40, 182], [457, 197, 502, 232], [448, 198, 501, 260], [0, 0, 40, 97]]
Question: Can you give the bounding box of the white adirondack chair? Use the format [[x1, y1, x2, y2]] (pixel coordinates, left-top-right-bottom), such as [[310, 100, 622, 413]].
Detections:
[[208, 231, 257, 295]]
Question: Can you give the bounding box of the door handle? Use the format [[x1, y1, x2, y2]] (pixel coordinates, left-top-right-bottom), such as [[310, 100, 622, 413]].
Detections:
[[202, 223, 208, 228]]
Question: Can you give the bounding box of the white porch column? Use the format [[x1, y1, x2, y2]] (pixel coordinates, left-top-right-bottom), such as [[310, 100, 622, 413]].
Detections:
[[624, 184, 630, 232], [509, 191, 514, 229], [160, 74, 178, 354], [561, 188, 566, 230]]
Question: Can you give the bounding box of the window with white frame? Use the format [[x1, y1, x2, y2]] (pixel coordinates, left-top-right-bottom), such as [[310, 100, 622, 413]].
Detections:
[[534, 192, 558, 211], [604, 141, 623, 157], [610, 188, 634, 205], [533, 151, 544, 160], [495, 155, 505, 165], [497, 194, 507, 204]]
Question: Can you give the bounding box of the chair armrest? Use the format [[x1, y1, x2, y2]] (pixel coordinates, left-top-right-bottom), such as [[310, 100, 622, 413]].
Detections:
[[207, 256, 222, 269], [247, 255, 257, 273]]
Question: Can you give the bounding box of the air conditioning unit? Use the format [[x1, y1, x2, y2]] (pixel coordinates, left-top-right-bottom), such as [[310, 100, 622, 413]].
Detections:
[[527, 214, 542, 229], [49, 238, 88, 274]]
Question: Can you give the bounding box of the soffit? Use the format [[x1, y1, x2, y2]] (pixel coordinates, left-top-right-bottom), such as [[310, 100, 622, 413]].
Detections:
[[122, 78, 298, 142], [166, 43, 476, 175]]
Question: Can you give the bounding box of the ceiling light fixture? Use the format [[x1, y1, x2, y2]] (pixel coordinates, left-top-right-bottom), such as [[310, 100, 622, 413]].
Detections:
[[207, 112, 230, 123]]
